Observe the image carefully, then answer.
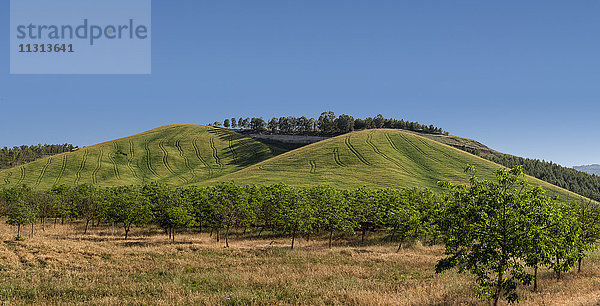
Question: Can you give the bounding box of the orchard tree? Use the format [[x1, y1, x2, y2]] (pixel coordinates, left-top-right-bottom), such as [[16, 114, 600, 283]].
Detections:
[[224, 119, 231, 128], [230, 117, 237, 128], [435, 166, 551, 305]]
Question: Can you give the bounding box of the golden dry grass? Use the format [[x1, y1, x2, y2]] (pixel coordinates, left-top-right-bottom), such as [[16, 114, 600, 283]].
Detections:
[[0, 222, 598, 305]]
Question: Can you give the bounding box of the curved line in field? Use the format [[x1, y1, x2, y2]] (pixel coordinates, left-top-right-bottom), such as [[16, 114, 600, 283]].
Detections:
[[209, 138, 223, 168], [127, 140, 138, 180], [92, 150, 103, 186], [35, 157, 52, 188], [75, 149, 88, 185], [144, 140, 158, 176], [345, 135, 370, 166], [176, 139, 195, 180], [366, 132, 411, 174], [193, 139, 212, 176], [17, 167, 25, 186], [54, 154, 68, 186], [109, 143, 121, 180], [332, 148, 345, 167]]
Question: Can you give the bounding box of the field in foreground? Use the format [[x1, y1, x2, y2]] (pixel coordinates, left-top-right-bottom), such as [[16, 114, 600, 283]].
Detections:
[[0, 223, 599, 305]]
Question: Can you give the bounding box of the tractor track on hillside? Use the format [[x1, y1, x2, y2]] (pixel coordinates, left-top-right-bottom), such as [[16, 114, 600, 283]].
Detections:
[[345, 135, 370, 166], [366, 132, 411, 174], [158, 139, 176, 175], [176, 139, 195, 180], [193, 139, 213, 176], [75, 149, 88, 186], [413, 137, 452, 165], [309, 160, 317, 173], [17, 167, 25, 186], [414, 137, 465, 164], [109, 143, 121, 180], [229, 138, 237, 163], [332, 148, 345, 167], [144, 140, 158, 177], [209, 138, 223, 168], [127, 140, 138, 180], [54, 154, 68, 186], [397, 133, 427, 155], [92, 151, 103, 186], [3, 172, 12, 185], [35, 157, 52, 188]]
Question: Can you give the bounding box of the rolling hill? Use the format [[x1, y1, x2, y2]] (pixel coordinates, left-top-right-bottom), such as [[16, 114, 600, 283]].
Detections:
[[206, 129, 588, 202], [0, 125, 276, 189], [0, 125, 591, 203]]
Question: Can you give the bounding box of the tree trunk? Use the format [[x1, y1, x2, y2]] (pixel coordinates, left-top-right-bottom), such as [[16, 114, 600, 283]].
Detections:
[[306, 234, 310, 242], [216, 228, 220, 242], [361, 228, 366, 243], [225, 226, 230, 248], [54, 218, 57, 228], [397, 241, 402, 253], [172, 228, 175, 243], [578, 257, 583, 273], [493, 268, 504, 306], [329, 230, 333, 248], [533, 264, 538, 292], [258, 226, 264, 237], [291, 228, 296, 249], [84, 219, 90, 235], [124, 225, 130, 240], [17, 224, 21, 238], [556, 255, 561, 280]]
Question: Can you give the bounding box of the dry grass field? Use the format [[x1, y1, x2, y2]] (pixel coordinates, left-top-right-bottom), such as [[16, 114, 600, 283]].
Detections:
[[0, 222, 599, 305]]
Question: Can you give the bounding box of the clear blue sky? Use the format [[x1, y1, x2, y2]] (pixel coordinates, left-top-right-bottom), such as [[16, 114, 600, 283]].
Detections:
[[1, 1, 598, 167]]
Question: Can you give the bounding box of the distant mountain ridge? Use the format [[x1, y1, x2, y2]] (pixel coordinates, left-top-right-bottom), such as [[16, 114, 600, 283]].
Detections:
[[574, 164, 600, 176]]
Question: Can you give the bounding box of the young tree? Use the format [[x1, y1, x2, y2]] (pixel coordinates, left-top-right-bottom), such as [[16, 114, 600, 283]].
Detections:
[[223, 119, 231, 128], [435, 166, 555, 305], [230, 117, 237, 128]]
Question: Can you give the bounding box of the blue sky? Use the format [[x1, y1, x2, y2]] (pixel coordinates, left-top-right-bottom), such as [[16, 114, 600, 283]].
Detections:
[[1, 1, 598, 167]]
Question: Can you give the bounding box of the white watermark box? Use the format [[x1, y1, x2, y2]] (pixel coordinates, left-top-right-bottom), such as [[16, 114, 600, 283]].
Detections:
[[10, 0, 151, 74]]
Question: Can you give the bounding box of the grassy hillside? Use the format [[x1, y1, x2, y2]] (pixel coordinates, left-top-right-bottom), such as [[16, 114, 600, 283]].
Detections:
[[207, 129, 587, 202], [0, 125, 275, 189]]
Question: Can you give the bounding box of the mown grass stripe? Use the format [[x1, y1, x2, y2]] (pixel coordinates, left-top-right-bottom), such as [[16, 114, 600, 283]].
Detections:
[[176, 139, 195, 179], [92, 151, 103, 186], [158, 139, 176, 175], [309, 160, 317, 174], [35, 157, 52, 188], [3, 172, 12, 185], [144, 140, 158, 177], [345, 135, 370, 166], [54, 154, 68, 186], [209, 138, 223, 168], [332, 148, 345, 167], [75, 149, 88, 186], [17, 166, 25, 186], [193, 139, 212, 176], [127, 140, 138, 180], [366, 132, 411, 174], [109, 142, 121, 180]]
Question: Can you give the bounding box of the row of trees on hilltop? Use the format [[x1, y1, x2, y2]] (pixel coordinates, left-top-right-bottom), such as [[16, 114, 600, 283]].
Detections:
[[210, 111, 447, 135], [0, 144, 77, 170], [1, 167, 599, 304]]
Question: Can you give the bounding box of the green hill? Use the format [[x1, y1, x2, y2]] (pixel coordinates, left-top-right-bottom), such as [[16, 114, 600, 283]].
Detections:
[[206, 129, 588, 202], [0, 125, 276, 189], [0, 125, 591, 203]]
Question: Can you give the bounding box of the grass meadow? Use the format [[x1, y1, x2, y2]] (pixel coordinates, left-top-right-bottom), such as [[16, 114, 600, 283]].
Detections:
[[0, 221, 598, 305]]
